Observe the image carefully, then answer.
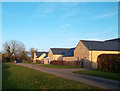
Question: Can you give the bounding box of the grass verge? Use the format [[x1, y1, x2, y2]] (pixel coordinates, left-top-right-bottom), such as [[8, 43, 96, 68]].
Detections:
[[2, 63, 100, 89], [73, 70, 120, 81]]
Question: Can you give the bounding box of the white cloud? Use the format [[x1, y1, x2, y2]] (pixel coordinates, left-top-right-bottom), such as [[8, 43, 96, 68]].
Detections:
[[59, 24, 71, 29], [61, 2, 80, 7], [85, 27, 116, 36], [33, 2, 86, 19], [61, 5, 82, 19], [94, 12, 117, 19], [62, 9, 77, 18], [44, 8, 54, 13], [33, 3, 55, 17], [67, 38, 79, 41]]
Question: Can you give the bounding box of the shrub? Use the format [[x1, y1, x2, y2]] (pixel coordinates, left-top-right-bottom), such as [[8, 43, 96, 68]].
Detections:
[[50, 60, 80, 67], [35, 60, 44, 64], [97, 54, 120, 73], [22, 60, 32, 63]]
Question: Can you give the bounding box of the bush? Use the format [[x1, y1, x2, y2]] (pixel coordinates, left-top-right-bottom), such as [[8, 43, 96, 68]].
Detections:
[[97, 54, 120, 73], [50, 60, 80, 67], [36, 60, 44, 64], [22, 60, 32, 63]]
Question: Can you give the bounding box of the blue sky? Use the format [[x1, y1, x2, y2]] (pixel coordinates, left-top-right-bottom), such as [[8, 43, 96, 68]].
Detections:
[[2, 2, 118, 51]]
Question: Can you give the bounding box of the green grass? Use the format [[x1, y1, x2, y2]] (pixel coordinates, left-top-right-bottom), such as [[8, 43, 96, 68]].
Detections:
[[2, 63, 100, 89], [74, 70, 120, 81], [22, 61, 33, 64], [22, 61, 42, 64], [37, 64, 83, 69]]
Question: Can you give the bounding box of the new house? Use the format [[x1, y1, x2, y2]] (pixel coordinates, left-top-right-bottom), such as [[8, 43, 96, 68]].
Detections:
[[48, 48, 75, 61], [74, 39, 120, 69]]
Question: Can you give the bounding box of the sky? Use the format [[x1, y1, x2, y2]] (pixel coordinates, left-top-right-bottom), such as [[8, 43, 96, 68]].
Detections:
[[2, 2, 118, 52]]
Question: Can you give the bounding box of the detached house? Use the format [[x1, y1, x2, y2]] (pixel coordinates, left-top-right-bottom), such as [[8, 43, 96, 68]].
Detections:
[[33, 52, 48, 64], [74, 39, 120, 69], [48, 48, 75, 61]]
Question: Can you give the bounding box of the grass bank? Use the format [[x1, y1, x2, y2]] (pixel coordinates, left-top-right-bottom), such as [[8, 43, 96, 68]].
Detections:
[[2, 63, 100, 89]]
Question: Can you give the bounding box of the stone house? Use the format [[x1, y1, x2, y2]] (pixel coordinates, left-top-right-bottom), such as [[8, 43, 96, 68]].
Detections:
[[48, 48, 75, 61], [74, 39, 120, 69]]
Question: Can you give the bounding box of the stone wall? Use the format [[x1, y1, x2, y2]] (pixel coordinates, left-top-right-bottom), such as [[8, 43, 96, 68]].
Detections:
[[63, 57, 75, 61], [89, 50, 120, 69], [48, 49, 53, 61], [53, 55, 63, 60]]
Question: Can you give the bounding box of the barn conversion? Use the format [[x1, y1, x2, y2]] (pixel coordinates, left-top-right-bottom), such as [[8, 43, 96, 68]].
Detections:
[[33, 38, 119, 69], [33, 52, 48, 64], [48, 48, 75, 61], [74, 39, 119, 69]]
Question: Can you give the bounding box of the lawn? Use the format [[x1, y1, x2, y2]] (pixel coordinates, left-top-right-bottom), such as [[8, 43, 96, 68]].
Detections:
[[2, 63, 100, 89], [22, 61, 33, 64], [74, 70, 120, 81], [37, 64, 82, 69]]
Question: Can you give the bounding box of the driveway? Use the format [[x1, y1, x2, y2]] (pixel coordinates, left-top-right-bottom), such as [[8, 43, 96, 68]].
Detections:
[[17, 63, 120, 89]]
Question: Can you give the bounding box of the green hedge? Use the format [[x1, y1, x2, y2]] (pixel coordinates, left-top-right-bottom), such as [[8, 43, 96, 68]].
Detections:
[[50, 60, 80, 67], [97, 54, 120, 73]]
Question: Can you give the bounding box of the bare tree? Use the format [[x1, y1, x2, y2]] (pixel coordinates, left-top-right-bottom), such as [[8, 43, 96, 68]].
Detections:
[[3, 40, 26, 62], [3, 42, 12, 61], [30, 48, 38, 59]]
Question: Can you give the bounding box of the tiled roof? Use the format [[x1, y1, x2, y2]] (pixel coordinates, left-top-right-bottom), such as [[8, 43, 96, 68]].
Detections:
[[81, 40, 119, 51], [51, 48, 75, 57], [36, 52, 48, 58], [105, 38, 120, 42]]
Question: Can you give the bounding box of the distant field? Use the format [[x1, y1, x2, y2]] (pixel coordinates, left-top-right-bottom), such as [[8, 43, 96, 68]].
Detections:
[[74, 70, 120, 81], [2, 63, 100, 89], [37, 64, 82, 69]]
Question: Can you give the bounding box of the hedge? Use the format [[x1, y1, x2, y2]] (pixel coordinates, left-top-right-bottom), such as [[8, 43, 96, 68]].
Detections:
[[50, 60, 81, 67], [97, 54, 120, 73]]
